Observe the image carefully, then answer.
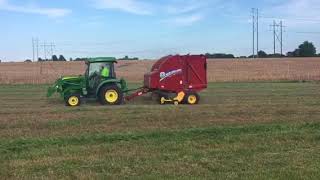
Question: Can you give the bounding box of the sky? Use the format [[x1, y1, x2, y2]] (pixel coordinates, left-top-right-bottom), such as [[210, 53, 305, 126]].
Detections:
[[0, 0, 319, 61]]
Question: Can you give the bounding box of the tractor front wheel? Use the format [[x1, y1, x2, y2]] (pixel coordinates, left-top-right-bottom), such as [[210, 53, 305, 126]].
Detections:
[[183, 92, 200, 105], [99, 85, 123, 105], [65, 94, 81, 107]]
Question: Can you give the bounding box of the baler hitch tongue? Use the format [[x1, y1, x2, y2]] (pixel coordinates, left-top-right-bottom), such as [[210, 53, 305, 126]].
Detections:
[[124, 87, 150, 101]]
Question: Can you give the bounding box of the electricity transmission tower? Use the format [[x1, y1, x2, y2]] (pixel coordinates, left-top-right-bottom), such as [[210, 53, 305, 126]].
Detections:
[[32, 38, 39, 62], [251, 8, 259, 58], [270, 21, 285, 56], [32, 38, 56, 61], [41, 42, 55, 60]]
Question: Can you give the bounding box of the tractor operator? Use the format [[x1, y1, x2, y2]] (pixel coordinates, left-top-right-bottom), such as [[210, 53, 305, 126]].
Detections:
[[100, 64, 110, 78]]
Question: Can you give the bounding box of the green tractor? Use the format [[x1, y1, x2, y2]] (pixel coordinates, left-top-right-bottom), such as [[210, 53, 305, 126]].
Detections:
[[47, 57, 128, 106]]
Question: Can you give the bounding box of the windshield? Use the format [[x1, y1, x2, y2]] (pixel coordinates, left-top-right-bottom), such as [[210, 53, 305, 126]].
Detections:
[[88, 63, 111, 77]]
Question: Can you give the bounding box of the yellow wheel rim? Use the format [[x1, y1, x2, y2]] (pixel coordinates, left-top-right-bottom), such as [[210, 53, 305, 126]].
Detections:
[[68, 96, 79, 106], [105, 90, 119, 103], [188, 95, 197, 104]]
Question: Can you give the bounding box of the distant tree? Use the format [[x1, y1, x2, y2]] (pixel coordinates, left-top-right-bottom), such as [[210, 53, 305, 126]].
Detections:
[[297, 41, 316, 57], [258, 50, 268, 58], [268, 53, 283, 58], [52, 55, 58, 61], [38, 57, 43, 62], [58, 55, 66, 61], [286, 51, 294, 57], [69, 58, 73, 61], [118, 56, 139, 60], [205, 53, 235, 59], [74, 58, 86, 61], [25, 59, 32, 62]]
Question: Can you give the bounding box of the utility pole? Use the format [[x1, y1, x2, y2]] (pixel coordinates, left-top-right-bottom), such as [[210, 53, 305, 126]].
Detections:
[[36, 38, 39, 61], [251, 8, 259, 59], [273, 21, 276, 54], [32, 38, 34, 62], [252, 8, 255, 59], [50, 42, 55, 57], [32, 37, 41, 62], [280, 21, 283, 56], [43, 41, 47, 60], [256, 8, 259, 57]]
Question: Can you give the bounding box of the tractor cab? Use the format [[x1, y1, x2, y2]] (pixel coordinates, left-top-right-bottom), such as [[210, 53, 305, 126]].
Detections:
[[85, 57, 117, 93]]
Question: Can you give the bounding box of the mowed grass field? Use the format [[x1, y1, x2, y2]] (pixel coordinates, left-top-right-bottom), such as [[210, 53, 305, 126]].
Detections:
[[0, 82, 320, 179]]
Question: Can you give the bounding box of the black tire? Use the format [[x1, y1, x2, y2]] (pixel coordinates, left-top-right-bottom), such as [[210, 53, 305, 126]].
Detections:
[[98, 84, 123, 105], [183, 92, 200, 105], [65, 94, 81, 107]]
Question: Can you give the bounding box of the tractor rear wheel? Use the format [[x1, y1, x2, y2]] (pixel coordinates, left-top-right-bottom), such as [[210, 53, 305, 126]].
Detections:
[[65, 94, 81, 107], [183, 92, 200, 105], [99, 84, 123, 105]]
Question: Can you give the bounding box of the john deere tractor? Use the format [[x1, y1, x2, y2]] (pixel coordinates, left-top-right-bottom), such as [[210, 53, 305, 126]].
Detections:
[[47, 57, 128, 106]]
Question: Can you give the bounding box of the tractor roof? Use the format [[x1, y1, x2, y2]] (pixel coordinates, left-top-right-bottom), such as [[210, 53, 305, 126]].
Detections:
[[86, 57, 117, 63]]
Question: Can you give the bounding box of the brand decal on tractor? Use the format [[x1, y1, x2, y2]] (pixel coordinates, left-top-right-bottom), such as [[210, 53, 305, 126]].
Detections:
[[160, 69, 182, 81]]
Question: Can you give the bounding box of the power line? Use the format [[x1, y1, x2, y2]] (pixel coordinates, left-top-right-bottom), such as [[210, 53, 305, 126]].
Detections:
[[290, 31, 320, 34], [258, 15, 320, 22]]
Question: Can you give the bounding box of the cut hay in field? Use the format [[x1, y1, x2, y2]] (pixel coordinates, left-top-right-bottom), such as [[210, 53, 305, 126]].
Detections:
[[1, 58, 320, 84]]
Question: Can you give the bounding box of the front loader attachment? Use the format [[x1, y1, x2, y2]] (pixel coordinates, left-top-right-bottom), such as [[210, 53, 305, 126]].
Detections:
[[47, 86, 57, 97]]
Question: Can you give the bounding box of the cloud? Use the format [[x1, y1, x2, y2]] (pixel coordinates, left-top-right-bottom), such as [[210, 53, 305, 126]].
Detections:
[[162, 0, 208, 26], [93, 0, 152, 15], [0, 0, 71, 17], [166, 1, 206, 15], [268, 0, 320, 27], [166, 13, 204, 26], [91, 0, 212, 26]]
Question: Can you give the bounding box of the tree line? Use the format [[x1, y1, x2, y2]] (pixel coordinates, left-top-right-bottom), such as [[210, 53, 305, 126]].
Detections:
[[21, 40, 318, 62], [206, 41, 319, 59], [24, 55, 139, 62]]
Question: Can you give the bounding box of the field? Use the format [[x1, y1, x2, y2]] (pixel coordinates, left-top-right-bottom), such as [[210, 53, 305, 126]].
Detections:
[[1, 57, 320, 84], [1, 82, 320, 179]]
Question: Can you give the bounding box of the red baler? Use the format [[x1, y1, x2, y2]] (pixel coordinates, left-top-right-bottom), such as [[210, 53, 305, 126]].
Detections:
[[126, 55, 207, 105]]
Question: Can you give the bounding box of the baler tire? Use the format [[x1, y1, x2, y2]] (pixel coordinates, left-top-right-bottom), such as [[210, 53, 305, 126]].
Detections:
[[99, 85, 123, 105], [183, 92, 200, 105], [157, 95, 164, 104], [65, 94, 81, 107]]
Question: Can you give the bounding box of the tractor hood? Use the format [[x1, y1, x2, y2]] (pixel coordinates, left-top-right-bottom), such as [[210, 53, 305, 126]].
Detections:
[[47, 75, 85, 97], [61, 76, 83, 83]]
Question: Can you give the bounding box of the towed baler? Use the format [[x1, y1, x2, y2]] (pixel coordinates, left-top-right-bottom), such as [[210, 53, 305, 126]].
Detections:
[[126, 54, 207, 104], [47, 55, 207, 106]]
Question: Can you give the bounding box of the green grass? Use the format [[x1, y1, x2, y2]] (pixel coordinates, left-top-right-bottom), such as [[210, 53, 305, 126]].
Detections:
[[0, 82, 320, 179]]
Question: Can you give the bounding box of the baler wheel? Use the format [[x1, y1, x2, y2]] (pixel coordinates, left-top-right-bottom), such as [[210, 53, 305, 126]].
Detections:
[[99, 85, 123, 105], [184, 92, 200, 105], [65, 94, 81, 107]]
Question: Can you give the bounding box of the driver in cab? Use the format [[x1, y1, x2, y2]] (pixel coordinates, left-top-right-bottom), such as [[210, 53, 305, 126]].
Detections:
[[100, 64, 110, 78]]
